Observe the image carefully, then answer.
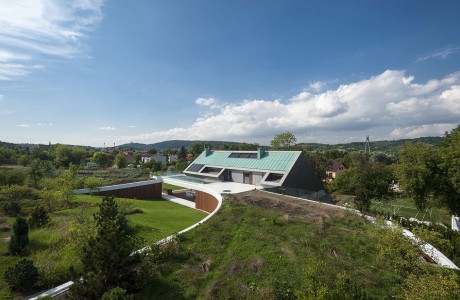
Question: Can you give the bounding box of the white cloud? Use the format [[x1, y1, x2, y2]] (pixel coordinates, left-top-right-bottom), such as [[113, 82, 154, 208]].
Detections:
[[36, 122, 54, 126], [0, 94, 3, 101], [195, 97, 218, 107], [93, 70, 460, 145], [308, 81, 325, 92], [390, 124, 456, 139], [128, 125, 136, 128], [417, 47, 460, 62], [16, 124, 30, 127], [99, 126, 116, 131], [0, 0, 104, 80]]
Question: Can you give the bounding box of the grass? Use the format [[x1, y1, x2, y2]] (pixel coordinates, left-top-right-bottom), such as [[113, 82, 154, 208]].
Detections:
[[0, 194, 206, 296], [333, 193, 451, 225], [138, 197, 447, 299], [162, 183, 186, 191]]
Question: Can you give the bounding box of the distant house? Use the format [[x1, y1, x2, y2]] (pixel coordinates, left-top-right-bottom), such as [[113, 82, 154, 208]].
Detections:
[[168, 154, 179, 164], [123, 152, 136, 163], [184, 148, 325, 193], [326, 160, 347, 180], [86, 161, 98, 168], [141, 153, 167, 166]]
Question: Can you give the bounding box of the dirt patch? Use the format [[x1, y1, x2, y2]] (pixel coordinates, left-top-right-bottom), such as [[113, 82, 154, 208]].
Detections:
[[229, 190, 345, 224]]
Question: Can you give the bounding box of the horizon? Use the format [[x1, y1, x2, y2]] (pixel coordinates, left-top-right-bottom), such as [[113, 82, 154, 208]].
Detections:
[[0, 135, 444, 149], [1, 1, 459, 147]]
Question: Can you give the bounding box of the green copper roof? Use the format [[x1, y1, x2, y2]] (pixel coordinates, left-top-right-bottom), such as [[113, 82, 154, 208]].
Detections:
[[190, 151, 299, 172]]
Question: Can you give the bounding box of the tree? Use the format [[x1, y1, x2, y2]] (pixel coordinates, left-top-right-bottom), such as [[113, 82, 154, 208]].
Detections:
[[190, 142, 206, 156], [271, 132, 297, 150], [1, 201, 22, 216], [0, 184, 32, 202], [91, 152, 113, 168], [4, 258, 39, 292], [306, 152, 332, 183], [397, 142, 438, 211], [84, 176, 105, 196], [29, 206, 51, 229], [71, 196, 140, 298], [9, 217, 29, 255], [437, 125, 460, 214], [114, 153, 128, 169], [178, 146, 187, 160]]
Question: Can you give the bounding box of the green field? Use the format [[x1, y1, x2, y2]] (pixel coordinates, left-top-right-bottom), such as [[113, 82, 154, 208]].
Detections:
[[0, 194, 206, 297], [138, 196, 459, 299], [162, 182, 187, 191]]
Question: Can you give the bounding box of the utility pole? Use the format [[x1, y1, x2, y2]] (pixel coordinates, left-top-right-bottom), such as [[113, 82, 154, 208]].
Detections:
[[364, 136, 371, 154]]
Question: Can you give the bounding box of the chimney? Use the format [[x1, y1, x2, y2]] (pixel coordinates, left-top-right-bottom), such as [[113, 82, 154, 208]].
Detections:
[[257, 148, 265, 159], [205, 147, 212, 157]]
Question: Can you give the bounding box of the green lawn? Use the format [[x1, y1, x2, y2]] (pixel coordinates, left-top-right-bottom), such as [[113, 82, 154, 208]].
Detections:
[[0, 194, 206, 297], [162, 182, 186, 191], [139, 197, 459, 299]]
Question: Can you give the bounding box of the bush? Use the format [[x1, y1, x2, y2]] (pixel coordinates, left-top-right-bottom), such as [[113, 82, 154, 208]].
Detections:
[[4, 258, 39, 292], [8, 217, 29, 255], [28, 206, 51, 229], [1, 201, 22, 216], [101, 287, 133, 300]]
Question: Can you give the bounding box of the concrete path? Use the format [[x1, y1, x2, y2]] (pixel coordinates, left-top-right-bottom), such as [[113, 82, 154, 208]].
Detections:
[[162, 193, 196, 209]]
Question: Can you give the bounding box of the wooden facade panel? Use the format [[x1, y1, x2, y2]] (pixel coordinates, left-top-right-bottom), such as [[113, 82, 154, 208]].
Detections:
[[195, 191, 218, 213], [94, 182, 162, 200]]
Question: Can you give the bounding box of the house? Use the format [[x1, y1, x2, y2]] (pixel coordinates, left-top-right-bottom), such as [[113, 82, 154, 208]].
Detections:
[[168, 154, 179, 164], [123, 152, 136, 163], [184, 148, 325, 193], [326, 160, 346, 180], [141, 153, 167, 166]]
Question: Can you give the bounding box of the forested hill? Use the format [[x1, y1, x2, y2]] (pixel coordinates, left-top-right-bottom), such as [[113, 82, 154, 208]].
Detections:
[[298, 136, 443, 153], [118, 140, 240, 150], [0, 136, 443, 152]]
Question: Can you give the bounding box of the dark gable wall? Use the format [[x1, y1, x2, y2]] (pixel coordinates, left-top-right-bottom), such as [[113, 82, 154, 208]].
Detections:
[[283, 153, 325, 192], [94, 182, 162, 200]]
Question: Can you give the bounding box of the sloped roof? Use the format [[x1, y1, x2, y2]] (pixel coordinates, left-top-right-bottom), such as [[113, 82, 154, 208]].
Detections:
[[188, 150, 300, 172]]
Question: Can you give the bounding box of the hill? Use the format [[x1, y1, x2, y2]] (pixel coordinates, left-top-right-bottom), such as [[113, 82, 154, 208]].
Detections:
[[298, 136, 443, 154], [118, 140, 241, 150]]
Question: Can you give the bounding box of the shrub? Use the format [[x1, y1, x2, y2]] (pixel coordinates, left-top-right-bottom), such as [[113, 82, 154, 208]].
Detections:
[[8, 217, 29, 255], [4, 258, 39, 292], [1, 201, 22, 216], [101, 287, 133, 300], [29, 206, 51, 229]]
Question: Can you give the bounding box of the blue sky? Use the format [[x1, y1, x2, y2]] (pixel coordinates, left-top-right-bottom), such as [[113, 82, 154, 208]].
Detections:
[[1, 0, 460, 146]]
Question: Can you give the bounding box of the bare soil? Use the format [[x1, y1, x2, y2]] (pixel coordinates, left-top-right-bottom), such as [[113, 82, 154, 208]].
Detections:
[[229, 189, 346, 224]]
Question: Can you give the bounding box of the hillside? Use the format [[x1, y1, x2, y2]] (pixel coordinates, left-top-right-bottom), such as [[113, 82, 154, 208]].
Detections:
[[298, 136, 443, 154], [118, 140, 241, 150], [139, 190, 459, 299]]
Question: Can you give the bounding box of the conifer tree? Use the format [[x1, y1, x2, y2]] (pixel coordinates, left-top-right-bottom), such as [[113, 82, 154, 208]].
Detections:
[[8, 217, 29, 255], [70, 196, 140, 299]]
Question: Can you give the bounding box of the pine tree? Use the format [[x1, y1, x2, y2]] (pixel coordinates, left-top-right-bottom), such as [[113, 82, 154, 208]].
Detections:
[[8, 217, 29, 255], [70, 196, 140, 299], [28, 205, 51, 228]]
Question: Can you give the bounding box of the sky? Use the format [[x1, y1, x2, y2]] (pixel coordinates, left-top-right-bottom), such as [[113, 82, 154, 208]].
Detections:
[[0, 0, 460, 147]]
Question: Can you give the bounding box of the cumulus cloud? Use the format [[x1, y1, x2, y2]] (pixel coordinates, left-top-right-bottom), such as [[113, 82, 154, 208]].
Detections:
[[16, 124, 30, 127], [99, 126, 116, 131], [308, 81, 325, 92], [99, 70, 460, 144], [127, 125, 136, 128], [390, 124, 456, 139], [0, 0, 105, 80], [195, 97, 218, 107]]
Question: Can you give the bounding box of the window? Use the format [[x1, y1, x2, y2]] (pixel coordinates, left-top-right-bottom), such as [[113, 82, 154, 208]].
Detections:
[[265, 173, 284, 182], [228, 152, 257, 159], [186, 164, 204, 172]]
